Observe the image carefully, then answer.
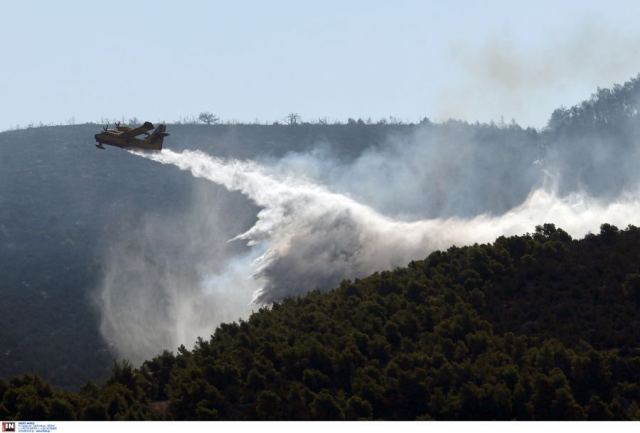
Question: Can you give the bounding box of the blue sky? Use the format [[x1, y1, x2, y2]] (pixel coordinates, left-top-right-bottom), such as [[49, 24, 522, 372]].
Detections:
[[2, 0, 640, 130]]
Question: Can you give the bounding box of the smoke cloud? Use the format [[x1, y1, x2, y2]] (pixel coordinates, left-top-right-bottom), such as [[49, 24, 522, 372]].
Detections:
[[439, 22, 640, 126], [98, 139, 640, 363], [97, 179, 260, 362]]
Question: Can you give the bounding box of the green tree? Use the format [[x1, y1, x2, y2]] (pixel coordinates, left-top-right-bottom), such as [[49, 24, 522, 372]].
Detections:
[[198, 112, 219, 125], [346, 395, 373, 420], [311, 391, 344, 420], [256, 391, 282, 420], [623, 273, 640, 304]]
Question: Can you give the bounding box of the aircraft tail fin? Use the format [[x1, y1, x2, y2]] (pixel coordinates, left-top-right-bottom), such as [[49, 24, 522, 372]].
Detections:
[[144, 124, 169, 150]]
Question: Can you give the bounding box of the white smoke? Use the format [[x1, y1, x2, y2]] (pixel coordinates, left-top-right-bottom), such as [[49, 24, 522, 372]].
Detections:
[[97, 147, 640, 363]]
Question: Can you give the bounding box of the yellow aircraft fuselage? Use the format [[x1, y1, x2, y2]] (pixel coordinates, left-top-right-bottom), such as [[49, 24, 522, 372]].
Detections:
[[94, 122, 168, 151]]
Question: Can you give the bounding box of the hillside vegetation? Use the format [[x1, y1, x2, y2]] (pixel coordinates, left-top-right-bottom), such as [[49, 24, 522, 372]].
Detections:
[[3, 75, 640, 387], [2, 224, 640, 420]]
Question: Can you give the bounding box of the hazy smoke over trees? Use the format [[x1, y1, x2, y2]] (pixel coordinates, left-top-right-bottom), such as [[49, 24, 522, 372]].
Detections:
[[98, 76, 640, 364]]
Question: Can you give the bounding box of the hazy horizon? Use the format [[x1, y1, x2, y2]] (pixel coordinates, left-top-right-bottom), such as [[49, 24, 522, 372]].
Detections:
[[4, 0, 640, 132]]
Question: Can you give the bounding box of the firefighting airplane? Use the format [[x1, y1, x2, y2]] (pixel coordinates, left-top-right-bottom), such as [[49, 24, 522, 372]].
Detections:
[[94, 121, 168, 151]]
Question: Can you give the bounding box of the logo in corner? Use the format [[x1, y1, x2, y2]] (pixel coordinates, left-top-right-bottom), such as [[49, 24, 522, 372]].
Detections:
[[1, 422, 15, 432]]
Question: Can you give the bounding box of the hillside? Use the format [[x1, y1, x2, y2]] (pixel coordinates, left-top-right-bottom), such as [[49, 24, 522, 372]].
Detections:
[[1, 225, 640, 420], [0, 122, 424, 388], [1, 74, 640, 392], [0, 120, 538, 387]]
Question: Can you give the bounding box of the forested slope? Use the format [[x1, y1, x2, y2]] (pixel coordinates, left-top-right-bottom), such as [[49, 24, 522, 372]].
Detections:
[[3, 73, 640, 403], [2, 224, 640, 420], [0, 118, 538, 387]]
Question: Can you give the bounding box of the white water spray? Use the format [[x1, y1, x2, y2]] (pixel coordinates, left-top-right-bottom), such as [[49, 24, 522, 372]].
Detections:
[[98, 148, 640, 363]]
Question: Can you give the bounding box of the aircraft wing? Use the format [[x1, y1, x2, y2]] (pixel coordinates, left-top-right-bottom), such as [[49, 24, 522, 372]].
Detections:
[[119, 121, 155, 138]]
